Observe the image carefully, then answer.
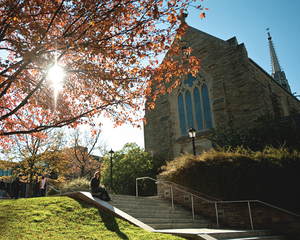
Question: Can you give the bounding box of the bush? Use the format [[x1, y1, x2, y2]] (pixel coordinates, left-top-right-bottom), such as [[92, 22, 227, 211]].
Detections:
[[47, 177, 90, 196], [209, 115, 300, 151], [60, 177, 90, 190], [161, 146, 300, 214]]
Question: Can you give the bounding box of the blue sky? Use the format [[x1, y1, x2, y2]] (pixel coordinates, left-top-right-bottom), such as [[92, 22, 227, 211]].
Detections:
[[102, 0, 300, 151], [186, 0, 300, 94]]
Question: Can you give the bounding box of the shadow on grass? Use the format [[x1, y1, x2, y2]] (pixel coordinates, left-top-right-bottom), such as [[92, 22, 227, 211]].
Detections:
[[98, 208, 129, 239]]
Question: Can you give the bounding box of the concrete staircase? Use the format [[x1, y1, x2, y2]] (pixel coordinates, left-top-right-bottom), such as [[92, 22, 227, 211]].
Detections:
[[110, 194, 217, 230], [110, 194, 288, 240]]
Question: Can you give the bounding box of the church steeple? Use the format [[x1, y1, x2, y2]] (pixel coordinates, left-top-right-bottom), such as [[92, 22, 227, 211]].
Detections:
[[267, 29, 291, 93]]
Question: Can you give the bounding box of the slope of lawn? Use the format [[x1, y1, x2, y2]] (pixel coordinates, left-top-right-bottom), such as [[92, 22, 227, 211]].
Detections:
[[0, 196, 185, 240]]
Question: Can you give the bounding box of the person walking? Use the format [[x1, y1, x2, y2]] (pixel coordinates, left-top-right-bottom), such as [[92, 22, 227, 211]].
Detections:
[[90, 171, 111, 201], [40, 176, 47, 197], [0, 179, 5, 198], [11, 174, 22, 199]]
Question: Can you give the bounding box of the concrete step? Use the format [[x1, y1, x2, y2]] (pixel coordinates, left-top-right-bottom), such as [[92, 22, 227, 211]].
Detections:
[[128, 212, 203, 219], [141, 219, 218, 229], [221, 237, 286, 240], [206, 230, 287, 240], [137, 217, 212, 224], [110, 194, 168, 203], [111, 196, 173, 205], [112, 203, 182, 211], [150, 222, 218, 230], [114, 206, 194, 214]]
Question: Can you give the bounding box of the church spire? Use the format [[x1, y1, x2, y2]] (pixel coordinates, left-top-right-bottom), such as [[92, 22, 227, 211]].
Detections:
[[267, 28, 291, 93]]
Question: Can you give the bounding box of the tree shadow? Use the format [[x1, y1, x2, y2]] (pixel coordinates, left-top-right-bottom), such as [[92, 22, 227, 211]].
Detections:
[[98, 208, 129, 239]]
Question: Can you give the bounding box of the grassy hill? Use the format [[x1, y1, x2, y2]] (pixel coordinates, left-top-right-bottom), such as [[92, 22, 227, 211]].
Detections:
[[0, 196, 184, 240]]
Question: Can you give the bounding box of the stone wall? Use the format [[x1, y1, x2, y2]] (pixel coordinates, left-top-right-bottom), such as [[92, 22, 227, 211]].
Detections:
[[156, 176, 300, 239]]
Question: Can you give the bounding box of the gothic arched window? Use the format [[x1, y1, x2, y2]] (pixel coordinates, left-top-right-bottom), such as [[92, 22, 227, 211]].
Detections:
[[185, 91, 194, 129], [202, 84, 212, 129], [178, 93, 186, 135], [177, 74, 212, 136], [193, 88, 204, 131]]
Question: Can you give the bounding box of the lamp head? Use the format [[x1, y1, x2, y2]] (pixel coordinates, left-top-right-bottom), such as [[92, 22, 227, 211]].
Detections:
[[109, 149, 114, 158], [188, 127, 196, 139]]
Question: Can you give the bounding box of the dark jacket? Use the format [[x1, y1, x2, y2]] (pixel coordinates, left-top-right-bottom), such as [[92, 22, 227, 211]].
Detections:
[[90, 177, 100, 189], [12, 177, 21, 190], [0, 180, 5, 190]]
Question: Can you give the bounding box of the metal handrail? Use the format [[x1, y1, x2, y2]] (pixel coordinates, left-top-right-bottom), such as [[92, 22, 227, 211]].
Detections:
[[48, 185, 75, 194], [162, 180, 221, 202], [48, 185, 62, 194], [136, 176, 300, 230], [136, 176, 214, 221], [136, 176, 215, 203]]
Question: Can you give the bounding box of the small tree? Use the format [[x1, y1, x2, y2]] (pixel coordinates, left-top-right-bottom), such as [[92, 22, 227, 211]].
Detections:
[[66, 127, 106, 178], [0, 130, 69, 197], [101, 143, 166, 195]]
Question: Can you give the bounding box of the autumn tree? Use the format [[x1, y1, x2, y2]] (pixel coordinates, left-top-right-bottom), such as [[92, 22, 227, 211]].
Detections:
[[66, 127, 106, 178], [0, 0, 206, 142], [0, 130, 70, 197]]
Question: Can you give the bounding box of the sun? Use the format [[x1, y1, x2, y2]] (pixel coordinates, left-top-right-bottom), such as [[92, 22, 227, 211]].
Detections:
[[48, 64, 64, 107], [49, 64, 64, 91]]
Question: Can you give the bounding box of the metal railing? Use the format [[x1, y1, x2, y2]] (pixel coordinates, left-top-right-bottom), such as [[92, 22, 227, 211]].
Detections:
[[48, 185, 61, 194], [48, 185, 76, 194], [47, 185, 76, 194], [136, 176, 300, 230]]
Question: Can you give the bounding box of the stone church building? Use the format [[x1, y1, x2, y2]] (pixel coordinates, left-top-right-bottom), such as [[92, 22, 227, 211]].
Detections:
[[144, 24, 300, 159]]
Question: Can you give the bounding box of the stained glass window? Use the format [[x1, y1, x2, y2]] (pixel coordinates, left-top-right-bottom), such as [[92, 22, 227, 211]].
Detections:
[[178, 76, 212, 136], [178, 93, 186, 135], [185, 91, 194, 129], [202, 84, 212, 129], [193, 88, 204, 131], [184, 74, 197, 87]]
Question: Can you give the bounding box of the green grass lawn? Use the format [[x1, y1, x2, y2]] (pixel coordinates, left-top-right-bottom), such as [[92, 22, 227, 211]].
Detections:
[[0, 196, 185, 240]]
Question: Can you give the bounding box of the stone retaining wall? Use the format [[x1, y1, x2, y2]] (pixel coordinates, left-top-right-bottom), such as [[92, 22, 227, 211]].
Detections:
[[156, 175, 300, 239]]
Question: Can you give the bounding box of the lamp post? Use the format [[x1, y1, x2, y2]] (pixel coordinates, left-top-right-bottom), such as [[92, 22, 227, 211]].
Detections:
[[109, 149, 114, 192], [188, 127, 196, 156]]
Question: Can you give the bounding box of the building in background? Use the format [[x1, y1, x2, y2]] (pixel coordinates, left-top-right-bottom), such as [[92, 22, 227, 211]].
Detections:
[[144, 22, 300, 159]]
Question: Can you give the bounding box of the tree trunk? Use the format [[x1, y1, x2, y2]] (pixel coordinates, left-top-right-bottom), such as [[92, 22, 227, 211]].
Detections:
[[27, 171, 34, 198], [80, 165, 85, 178], [28, 165, 34, 198]]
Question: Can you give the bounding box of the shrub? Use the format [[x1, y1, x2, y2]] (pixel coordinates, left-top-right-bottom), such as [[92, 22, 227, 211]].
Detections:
[[60, 177, 90, 190], [209, 115, 300, 151], [47, 177, 90, 196], [161, 146, 300, 214]]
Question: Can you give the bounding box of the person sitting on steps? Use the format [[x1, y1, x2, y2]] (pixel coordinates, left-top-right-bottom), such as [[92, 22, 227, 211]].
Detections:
[[90, 171, 111, 201]]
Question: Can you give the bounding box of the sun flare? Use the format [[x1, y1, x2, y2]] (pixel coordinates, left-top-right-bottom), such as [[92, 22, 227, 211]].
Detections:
[[49, 64, 64, 91], [48, 64, 64, 108]]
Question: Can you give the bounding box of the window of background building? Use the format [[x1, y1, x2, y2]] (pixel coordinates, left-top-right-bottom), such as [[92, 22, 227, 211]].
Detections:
[[177, 74, 212, 135]]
